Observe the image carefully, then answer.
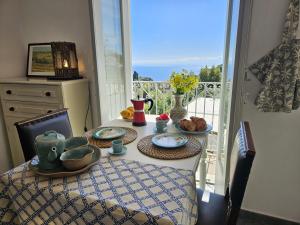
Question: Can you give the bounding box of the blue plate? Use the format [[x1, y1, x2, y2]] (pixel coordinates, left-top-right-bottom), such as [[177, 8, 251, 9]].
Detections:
[[175, 123, 213, 135], [92, 127, 126, 140], [151, 133, 188, 148], [108, 146, 127, 155]]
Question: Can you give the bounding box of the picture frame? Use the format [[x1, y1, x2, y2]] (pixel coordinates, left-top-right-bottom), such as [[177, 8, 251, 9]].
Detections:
[[27, 43, 55, 77]]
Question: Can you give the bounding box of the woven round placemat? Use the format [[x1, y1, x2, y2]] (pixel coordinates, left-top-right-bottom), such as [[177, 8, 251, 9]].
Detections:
[[85, 127, 138, 148], [137, 135, 203, 160]]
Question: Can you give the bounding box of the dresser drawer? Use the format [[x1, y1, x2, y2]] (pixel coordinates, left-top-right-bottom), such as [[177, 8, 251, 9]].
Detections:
[[2, 100, 63, 117], [0, 84, 62, 103]]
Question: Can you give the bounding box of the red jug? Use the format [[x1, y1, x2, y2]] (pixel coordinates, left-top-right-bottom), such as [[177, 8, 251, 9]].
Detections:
[[131, 96, 154, 126]]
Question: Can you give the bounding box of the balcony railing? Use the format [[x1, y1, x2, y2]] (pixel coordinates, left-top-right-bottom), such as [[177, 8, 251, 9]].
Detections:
[[132, 81, 227, 132]]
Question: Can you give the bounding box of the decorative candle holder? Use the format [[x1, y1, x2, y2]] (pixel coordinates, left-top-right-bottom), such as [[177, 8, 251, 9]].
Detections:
[[50, 42, 81, 79]]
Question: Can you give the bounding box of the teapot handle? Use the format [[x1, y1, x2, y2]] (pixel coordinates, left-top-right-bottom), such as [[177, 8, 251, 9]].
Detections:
[[47, 146, 58, 162], [145, 98, 154, 111], [34, 142, 39, 157]]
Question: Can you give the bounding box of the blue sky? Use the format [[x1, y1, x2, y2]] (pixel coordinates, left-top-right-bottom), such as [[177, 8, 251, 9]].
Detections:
[[131, 0, 227, 80]]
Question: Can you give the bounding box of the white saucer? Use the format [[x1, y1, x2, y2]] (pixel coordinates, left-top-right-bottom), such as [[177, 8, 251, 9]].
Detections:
[[153, 127, 168, 133], [108, 146, 127, 155]]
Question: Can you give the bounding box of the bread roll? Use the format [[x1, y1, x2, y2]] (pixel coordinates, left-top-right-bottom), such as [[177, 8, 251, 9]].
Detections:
[[179, 119, 189, 130], [190, 116, 207, 131], [185, 120, 196, 131]]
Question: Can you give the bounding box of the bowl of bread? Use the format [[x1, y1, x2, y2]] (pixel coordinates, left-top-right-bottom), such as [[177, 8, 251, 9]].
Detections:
[[175, 116, 212, 134]]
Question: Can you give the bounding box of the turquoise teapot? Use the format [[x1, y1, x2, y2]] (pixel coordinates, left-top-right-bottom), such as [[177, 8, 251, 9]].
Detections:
[[34, 131, 65, 170]]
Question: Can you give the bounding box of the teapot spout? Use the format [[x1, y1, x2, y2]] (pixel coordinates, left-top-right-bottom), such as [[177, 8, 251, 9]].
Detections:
[[47, 147, 58, 162]]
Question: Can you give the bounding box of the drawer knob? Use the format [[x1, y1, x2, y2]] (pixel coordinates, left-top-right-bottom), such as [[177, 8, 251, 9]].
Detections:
[[9, 107, 15, 112], [6, 90, 12, 95], [47, 110, 53, 113], [45, 92, 51, 97]]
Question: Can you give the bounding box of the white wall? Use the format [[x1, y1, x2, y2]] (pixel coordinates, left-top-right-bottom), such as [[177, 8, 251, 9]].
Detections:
[[242, 0, 300, 222], [0, 0, 100, 172], [0, 0, 24, 172]]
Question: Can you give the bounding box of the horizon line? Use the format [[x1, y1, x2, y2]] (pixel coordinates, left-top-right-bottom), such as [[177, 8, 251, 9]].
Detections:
[[132, 55, 223, 66]]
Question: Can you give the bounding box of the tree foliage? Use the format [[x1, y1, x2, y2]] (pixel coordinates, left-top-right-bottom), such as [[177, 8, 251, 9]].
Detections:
[[132, 70, 153, 81], [133, 71, 139, 80], [199, 64, 222, 82], [133, 65, 222, 82]]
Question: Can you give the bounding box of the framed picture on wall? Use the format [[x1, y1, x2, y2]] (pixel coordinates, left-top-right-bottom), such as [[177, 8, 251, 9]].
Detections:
[[27, 43, 55, 77]]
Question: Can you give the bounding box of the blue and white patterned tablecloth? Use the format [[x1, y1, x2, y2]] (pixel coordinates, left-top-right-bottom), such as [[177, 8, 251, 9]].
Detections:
[[0, 157, 198, 225]]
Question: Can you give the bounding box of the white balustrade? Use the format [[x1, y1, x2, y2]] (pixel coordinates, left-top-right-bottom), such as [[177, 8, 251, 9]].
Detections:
[[132, 81, 224, 132]]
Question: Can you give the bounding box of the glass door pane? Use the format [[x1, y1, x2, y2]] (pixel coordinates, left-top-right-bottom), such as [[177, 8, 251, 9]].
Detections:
[[92, 0, 127, 123], [102, 0, 124, 82], [215, 0, 242, 194]]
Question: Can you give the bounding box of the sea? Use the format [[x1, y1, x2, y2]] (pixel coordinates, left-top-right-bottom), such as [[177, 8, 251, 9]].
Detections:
[[132, 62, 235, 81], [132, 65, 204, 81]]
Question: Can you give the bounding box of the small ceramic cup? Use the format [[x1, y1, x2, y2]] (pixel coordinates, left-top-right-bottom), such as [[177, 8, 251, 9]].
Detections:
[[112, 139, 123, 153], [156, 119, 168, 133]]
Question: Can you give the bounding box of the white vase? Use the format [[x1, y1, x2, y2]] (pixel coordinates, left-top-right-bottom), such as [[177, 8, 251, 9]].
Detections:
[[170, 94, 187, 124]]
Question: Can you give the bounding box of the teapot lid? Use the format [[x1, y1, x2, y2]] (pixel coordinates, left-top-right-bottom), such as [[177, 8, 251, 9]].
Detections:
[[36, 130, 65, 143]]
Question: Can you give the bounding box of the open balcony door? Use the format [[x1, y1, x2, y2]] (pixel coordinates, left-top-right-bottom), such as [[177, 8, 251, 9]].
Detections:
[[91, 0, 132, 124], [91, 0, 252, 194], [215, 0, 252, 194]]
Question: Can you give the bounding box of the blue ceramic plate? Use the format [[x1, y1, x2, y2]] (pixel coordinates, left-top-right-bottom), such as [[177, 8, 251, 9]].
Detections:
[[92, 127, 126, 140], [108, 146, 127, 155], [151, 133, 188, 148], [175, 123, 213, 135]]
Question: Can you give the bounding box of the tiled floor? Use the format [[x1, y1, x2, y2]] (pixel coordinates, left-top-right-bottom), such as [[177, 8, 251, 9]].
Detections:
[[194, 133, 300, 225], [237, 211, 300, 225]]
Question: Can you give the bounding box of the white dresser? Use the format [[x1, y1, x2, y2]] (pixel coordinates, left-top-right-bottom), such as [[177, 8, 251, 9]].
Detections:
[[0, 78, 92, 166]]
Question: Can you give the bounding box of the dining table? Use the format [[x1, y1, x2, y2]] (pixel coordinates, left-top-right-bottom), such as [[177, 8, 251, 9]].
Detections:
[[100, 116, 208, 173], [0, 115, 209, 225]]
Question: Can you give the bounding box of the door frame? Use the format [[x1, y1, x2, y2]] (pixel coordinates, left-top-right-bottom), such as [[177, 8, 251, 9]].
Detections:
[[215, 0, 253, 194], [90, 0, 132, 123], [120, 0, 133, 106], [90, 0, 109, 124]]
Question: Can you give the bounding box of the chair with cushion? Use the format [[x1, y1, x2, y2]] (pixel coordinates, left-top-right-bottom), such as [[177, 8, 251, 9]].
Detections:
[[196, 121, 256, 225], [15, 108, 73, 162]]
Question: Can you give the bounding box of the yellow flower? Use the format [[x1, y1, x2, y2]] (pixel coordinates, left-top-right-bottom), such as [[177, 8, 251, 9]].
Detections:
[[169, 71, 199, 94]]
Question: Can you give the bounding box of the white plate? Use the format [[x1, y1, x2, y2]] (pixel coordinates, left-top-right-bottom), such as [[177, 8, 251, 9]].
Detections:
[[151, 133, 188, 148]]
